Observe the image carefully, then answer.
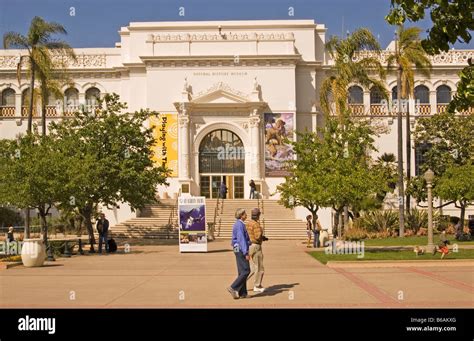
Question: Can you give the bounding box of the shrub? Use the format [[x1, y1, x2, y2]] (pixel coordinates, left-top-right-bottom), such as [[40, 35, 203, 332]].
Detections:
[[405, 208, 429, 233], [0, 207, 24, 228], [357, 210, 399, 232], [342, 228, 367, 241]]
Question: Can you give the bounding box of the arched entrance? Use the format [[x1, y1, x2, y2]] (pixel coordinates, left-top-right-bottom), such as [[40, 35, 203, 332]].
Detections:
[[199, 129, 245, 199]]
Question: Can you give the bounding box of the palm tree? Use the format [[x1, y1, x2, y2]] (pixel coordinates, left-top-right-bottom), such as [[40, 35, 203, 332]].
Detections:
[[3, 16, 75, 239], [3, 16, 75, 136], [387, 26, 432, 236], [320, 28, 387, 236], [320, 28, 387, 122]]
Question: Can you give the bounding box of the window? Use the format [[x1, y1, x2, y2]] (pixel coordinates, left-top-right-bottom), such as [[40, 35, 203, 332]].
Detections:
[[391, 86, 398, 101], [370, 87, 384, 104], [21, 89, 30, 106], [85, 87, 100, 106], [199, 129, 244, 173], [1, 88, 15, 106], [64, 88, 79, 107], [414, 85, 430, 104], [348, 86, 363, 104], [415, 143, 432, 176], [436, 85, 451, 104]]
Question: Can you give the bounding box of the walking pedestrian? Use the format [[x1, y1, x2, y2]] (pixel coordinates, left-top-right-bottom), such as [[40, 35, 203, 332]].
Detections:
[[227, 209, 251, 299], [246, 208, 266, 293]]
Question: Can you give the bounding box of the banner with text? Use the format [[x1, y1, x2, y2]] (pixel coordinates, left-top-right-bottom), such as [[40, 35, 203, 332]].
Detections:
[[150, 114, 178, 177]]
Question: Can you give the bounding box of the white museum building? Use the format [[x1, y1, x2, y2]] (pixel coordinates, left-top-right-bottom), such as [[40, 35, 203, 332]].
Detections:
[[0, 20, 472, 229]]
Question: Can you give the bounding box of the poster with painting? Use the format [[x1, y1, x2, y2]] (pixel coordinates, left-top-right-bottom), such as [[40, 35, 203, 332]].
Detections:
[[178, 196, 207, 252], [264, 113, 294, 177]]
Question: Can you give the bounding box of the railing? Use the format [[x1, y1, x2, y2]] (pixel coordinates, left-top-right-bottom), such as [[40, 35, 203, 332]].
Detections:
[[45, 105, 57, 117], [417, 104, 431, 115], [168, 189, 181, 228], [370, 104, 385, 116], [348, 104, 365, 116], [213, 195, 223, 237], [21, 106, 38, 117], [436, 104, 448, 114], [0, 106, 15, 117]]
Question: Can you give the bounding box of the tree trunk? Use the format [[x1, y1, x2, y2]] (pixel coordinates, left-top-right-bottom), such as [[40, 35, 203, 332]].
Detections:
[[343, 205, 349, 231], [405, 101, 411, 213], [41, 95, 47, 136], [38, 205, 49, 258], [396, 60, 405, 237], [460, 202, 466, 229], [80, 203, 96, 252], [27, 58, 35, 134], [337, 208, 343, 239]]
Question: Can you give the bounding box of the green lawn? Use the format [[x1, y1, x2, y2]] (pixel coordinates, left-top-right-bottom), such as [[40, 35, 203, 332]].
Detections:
[[362, 235, 474, 246], [309, 249, 474, 265]]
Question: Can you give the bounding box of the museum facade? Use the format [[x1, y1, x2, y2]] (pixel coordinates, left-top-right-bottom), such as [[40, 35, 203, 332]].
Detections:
[[0, 20, 472, 225]]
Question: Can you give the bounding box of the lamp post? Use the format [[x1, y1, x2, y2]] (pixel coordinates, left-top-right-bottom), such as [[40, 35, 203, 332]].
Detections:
[[424, 169, 435, 253]]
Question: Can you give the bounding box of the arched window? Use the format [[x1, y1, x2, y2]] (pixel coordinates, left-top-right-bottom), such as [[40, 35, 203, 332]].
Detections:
[[348, 86, 363, 104], [199, 129, 244, 174], [85, 87, 100, 105], [370, 87, 384, 104], [21, 88, 30, 107], [391, 86, 398, 101], [414, 85, 430, 104], [436, 85, 451, 104], [64, 88, 79, 107], [1, 88, 15, 106]]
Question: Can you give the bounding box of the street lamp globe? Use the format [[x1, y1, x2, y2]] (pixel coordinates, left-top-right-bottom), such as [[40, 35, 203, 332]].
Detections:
[[424, 169, 435, 183]]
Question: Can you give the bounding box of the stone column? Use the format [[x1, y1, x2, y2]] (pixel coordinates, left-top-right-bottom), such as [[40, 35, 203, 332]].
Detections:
[[178, 110, 190, 180], [363, 90, 370, 115], [429, 90, 437, 115], [249, 108, 262, 180]]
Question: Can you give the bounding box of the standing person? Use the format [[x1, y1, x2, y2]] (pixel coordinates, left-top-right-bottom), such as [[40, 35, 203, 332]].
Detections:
[[227, 209, 251, 299], [313, 215, 322, 248], [219, 181, 227, 199], [6, 226, 14, 243], [306, 215, 313, 248], [249, 179, 257, 199], [246, 208, 266, 292], [96, 213, 109, 254]]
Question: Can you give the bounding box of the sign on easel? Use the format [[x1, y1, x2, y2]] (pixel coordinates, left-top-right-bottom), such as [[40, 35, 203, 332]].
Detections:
[[178, 196, 207, 252]]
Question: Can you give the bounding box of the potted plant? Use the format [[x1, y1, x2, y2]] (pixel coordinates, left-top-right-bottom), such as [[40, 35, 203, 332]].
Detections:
[[21, 238, 46, 267]]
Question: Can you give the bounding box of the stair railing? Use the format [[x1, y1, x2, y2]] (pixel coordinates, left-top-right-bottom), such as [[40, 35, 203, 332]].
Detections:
[[168, 189, 181, 229], [213, 195, 222, 237]]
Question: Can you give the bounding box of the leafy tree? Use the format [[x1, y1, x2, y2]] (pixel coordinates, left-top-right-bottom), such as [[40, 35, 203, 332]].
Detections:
[[436, 162, 474, 226], [448, 59, 474, 113], [278, 117, 390, 236], [49, 94, 169, 250], [409, 111, 474, 224], [0, 132, 71, 253], [386, 0, 474, 54]]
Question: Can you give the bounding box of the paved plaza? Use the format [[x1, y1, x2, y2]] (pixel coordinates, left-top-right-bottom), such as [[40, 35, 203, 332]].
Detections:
[[0, 240, 473, 308]]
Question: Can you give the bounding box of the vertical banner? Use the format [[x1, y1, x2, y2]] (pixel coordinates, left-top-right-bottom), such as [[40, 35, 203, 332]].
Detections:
[[178, 196, 207, 252], [150, 114, 178, 177], [264, 113, 294, 177]]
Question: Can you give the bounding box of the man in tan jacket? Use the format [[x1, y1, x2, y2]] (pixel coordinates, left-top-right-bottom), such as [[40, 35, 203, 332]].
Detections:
[[246, 208, 266, 293]]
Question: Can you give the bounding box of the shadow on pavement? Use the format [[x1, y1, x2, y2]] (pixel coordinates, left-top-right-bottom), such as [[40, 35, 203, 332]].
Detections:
[[207, 249, 233, 253], [251, 283, 300, 298]]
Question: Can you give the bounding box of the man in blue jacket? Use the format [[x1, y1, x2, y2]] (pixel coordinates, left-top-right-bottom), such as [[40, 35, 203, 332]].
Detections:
[[227, 208, 251, 299]]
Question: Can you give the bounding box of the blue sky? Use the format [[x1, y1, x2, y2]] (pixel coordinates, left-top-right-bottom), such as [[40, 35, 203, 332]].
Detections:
[[0, 0, 472, 49]]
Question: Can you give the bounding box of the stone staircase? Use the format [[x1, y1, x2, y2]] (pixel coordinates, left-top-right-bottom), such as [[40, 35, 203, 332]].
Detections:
[[110, 198, 307, 240]]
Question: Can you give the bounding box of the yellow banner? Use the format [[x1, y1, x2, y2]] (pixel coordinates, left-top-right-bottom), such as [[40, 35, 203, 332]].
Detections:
[[150, 114, 178, 177]]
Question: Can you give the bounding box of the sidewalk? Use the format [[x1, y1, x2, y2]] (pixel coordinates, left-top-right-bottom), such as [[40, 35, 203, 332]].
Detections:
[[0, 239, 472, 308]]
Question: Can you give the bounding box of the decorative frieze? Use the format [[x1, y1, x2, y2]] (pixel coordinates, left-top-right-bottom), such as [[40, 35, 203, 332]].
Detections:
[[0, 54, 107, 70], [352, 50, 473, 66], [147, 32, 295, 43]]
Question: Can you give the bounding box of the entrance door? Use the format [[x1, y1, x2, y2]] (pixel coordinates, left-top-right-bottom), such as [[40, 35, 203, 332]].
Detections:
[[198, 129, 245, 199], [199, 175, 244, 199]]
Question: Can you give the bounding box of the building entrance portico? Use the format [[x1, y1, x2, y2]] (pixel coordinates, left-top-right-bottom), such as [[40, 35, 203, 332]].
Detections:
[[174, 80, 268, 198]]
